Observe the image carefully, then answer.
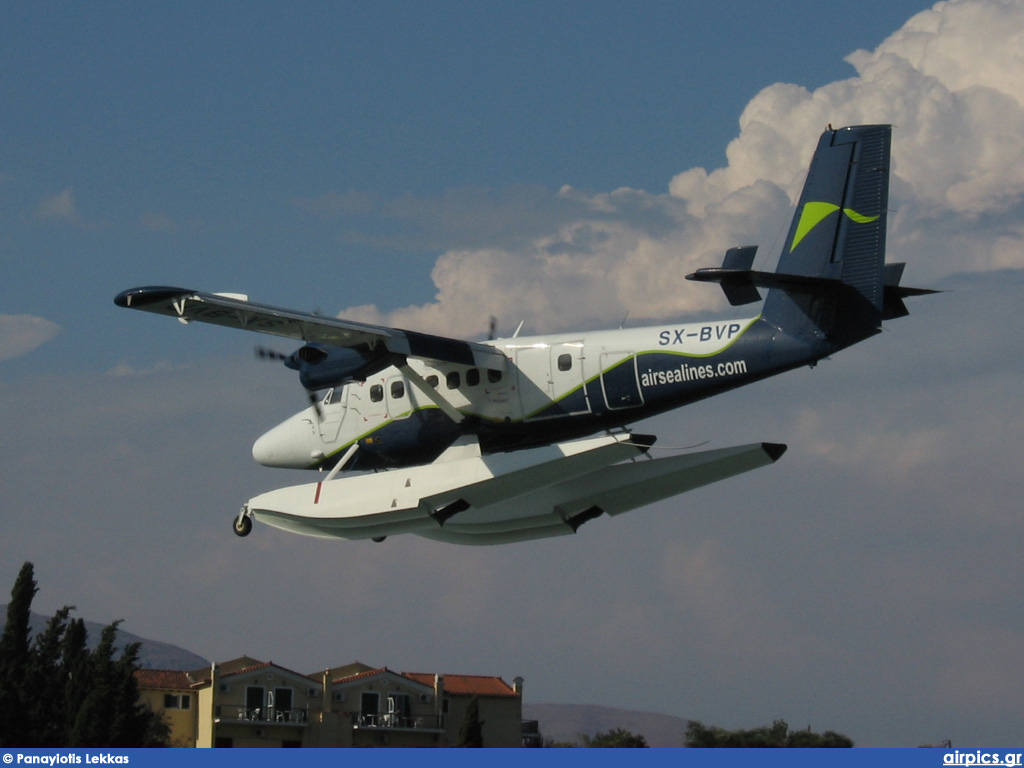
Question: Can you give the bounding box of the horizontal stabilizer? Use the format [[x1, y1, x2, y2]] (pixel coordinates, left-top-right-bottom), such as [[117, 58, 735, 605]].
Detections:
[[881, 262, 942, 319], [686, 266, 846, 304], [714, 246, 763, 305]]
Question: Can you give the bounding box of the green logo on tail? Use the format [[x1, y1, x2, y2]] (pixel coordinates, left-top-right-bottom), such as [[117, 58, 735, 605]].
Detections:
[[790, 202, 879, 252]]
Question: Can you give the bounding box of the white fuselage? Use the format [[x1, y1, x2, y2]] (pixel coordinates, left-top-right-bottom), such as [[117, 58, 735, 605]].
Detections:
[[251, 314, 767, 472]]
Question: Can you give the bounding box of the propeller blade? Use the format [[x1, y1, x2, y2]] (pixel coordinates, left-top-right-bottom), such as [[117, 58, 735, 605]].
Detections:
[[255, 346, 289, 362], [307, 389, 323, 422]]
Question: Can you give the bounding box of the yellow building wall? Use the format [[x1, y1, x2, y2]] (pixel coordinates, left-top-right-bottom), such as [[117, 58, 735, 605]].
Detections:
[[137, 689, 197, 748]]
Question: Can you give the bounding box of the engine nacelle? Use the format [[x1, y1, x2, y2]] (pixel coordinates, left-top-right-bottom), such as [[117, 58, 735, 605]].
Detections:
[[285, 343, 393, 390]]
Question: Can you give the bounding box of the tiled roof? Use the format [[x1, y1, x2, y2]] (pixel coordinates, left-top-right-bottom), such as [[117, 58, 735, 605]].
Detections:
[[331, 666, 391, 685], [134, 669, 194, 691], [404, 673, 517, 697], [221, 660, 272, 678], [218, 660, 311, 681]]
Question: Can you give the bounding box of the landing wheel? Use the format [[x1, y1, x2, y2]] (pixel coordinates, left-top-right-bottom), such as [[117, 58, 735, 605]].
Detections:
[[233, 513, 253, 537]]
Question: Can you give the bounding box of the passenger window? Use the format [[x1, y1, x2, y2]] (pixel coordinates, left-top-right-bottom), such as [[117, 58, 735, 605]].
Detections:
[[390, 381, 405, 399], [466, 368, 480, 387], [370, 384, 384, 403], [488, 369, 502, 384], [446, 371, 461, 390], [557, 353, 572, 372], [426, 375, 439, 388]]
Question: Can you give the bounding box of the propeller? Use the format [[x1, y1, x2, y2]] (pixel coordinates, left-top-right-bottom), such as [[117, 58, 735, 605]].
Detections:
[[487, 316, 498, 341], [255, 346, 289, 363], [254, 346, 323, 421]]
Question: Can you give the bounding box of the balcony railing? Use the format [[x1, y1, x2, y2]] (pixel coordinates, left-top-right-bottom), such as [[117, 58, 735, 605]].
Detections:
[[218, 707, 308, 725], [351, 712, 444, 731]]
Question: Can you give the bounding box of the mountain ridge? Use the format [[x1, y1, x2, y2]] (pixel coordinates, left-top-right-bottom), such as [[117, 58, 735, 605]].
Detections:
[[0, 606, 209, 671]]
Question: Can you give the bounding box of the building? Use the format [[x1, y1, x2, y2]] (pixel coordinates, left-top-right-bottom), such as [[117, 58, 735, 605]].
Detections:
[[196, 658, 321, 748], [134, 669, 198, 748], [136, 657, 525, 748]]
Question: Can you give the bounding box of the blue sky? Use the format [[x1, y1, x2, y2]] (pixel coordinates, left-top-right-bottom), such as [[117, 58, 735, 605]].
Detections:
[[3, 0, 1024, 748], [2, 0, 933, 353]]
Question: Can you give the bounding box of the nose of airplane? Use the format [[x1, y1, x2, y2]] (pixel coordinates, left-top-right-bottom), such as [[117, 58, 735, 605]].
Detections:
[[251, 411, 323, 468]]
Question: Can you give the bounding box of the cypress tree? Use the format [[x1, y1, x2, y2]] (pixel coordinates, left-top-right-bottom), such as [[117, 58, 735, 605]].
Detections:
[[0, 565, 168, 748], [457, 695, 485, 747], [0, 562, 39, 746], [25, 606, 73, 746]]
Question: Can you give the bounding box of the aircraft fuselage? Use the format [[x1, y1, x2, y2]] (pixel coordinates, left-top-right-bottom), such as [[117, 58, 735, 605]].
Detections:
[[252, 313, 827, 473]]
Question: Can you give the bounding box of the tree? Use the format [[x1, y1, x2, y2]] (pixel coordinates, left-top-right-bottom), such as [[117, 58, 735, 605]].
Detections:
[[0, 562, 38, 746], [582, 728, 649, 748], [685, 719, 853, 748], [25, 606, 73, 746], [457, 695, 485, 747], [544, 728, 649, 748], [0, 563, 168, 747]]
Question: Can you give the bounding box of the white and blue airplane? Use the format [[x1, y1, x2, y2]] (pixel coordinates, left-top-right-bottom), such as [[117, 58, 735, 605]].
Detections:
[[116, 125, 935, 545]]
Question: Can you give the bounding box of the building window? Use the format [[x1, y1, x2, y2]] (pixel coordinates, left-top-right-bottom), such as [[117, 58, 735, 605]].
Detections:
[[246, 686, 265, 720], [360, 691, 380, 725], [161, 693, 190, 710], [273, 687, 294, 720]]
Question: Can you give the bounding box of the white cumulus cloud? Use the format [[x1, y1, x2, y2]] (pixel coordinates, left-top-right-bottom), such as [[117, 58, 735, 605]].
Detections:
[[35, 187, 83, 226], [0, 315, 62, 362], [339, 0, 1024, 337]]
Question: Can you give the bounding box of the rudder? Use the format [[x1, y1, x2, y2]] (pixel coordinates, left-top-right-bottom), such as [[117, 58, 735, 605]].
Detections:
[[688, 125, 937, 348], [764, 124, 891, 344]]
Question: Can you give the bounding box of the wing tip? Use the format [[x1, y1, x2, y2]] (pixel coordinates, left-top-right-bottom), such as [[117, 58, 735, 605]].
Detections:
[[761, 442, 788, 462], [114, 286, 193, 309]]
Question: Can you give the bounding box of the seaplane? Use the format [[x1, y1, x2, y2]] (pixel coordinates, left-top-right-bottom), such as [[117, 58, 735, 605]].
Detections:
[[115, 125, 935, 545]]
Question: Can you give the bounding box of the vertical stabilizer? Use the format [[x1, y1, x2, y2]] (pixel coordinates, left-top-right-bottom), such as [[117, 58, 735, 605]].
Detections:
[[763, 125, 891, 346]]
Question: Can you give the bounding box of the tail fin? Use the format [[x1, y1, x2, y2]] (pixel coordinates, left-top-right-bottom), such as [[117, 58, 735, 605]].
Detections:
[[767, 124, 890, 344], [689, 125, 934, 347]]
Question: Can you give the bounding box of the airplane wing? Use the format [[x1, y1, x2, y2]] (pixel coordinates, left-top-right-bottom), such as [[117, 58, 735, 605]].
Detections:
[[114, 285, 506, 371]]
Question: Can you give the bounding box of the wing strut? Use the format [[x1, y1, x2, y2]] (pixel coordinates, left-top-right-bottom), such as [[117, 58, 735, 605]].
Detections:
[[323, 443, 360, 482], [398, 362, 466, 423]]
